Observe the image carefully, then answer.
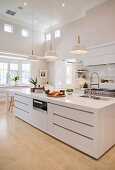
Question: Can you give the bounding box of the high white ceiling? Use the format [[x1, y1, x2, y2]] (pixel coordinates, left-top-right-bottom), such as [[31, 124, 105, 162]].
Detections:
[[0, 0, 106, 32]]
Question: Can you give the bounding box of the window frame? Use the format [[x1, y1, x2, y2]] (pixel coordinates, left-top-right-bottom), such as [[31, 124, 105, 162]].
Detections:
[[55, 29, 60, 38], [0, 63, 8, 85], [0, 61, 31, 85], [21, 28, 29, 37], [46, 33, 51, 41], [4, 24, 13, 33]]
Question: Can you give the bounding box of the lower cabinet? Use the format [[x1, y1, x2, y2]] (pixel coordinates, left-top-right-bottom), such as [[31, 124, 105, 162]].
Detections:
[[14, 94, 32, 123], [14, 96, 115, 159], [47, 103, 95, 157], [0, 92, 7, 102], [31, 108, 47, 129]]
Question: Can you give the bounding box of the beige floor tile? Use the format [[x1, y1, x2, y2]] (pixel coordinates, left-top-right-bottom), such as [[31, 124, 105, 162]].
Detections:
[[0, 102, 115, 170]]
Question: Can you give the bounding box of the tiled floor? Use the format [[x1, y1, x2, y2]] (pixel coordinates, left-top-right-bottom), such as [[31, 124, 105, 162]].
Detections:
[[0, 102, 115, 170]]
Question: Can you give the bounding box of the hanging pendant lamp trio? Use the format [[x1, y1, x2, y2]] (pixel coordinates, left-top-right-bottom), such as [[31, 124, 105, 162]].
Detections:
[[28, 0, 87, 61]]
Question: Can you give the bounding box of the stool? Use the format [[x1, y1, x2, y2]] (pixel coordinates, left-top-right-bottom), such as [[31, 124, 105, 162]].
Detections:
[[9, 96, 14, 112]]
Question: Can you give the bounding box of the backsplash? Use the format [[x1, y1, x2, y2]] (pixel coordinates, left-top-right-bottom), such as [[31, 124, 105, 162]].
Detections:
[[86, 64, 115, 89]]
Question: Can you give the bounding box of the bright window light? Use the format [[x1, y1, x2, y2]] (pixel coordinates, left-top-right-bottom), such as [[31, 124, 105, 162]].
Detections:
[[4, 24, 13, 33], [0, 63, 8, 84], [67, 64, 73, 85], [22, 29, 29, 37], [46, 33, 51, 41], [22, 64, 31, 84], [55, 29, 60, 38]]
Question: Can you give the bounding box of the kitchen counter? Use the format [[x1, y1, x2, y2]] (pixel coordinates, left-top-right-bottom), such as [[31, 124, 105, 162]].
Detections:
[[7, 88, 115, 111], [7, 88, 115, 159]]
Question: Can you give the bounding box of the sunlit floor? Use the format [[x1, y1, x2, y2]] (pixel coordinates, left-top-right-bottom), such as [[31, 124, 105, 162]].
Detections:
[[0, 102, 115, 170]]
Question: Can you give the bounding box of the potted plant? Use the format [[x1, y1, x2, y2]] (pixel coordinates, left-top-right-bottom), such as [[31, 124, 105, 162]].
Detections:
[[28, 77, 38, 88], [66, 88, 73, 95], [12, 75, 20, 86]]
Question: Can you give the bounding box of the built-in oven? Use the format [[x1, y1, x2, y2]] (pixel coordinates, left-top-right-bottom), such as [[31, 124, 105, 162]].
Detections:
[[33, 99, 47, 113], [32, 99, 47, 128]]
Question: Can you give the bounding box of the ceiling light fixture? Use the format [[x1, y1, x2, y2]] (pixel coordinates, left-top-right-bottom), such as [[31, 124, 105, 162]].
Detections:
[[62, 3, 65, 7], [44, 0, 58, 60], [70, 36, 88, 54], [24, 2, 27, 6]]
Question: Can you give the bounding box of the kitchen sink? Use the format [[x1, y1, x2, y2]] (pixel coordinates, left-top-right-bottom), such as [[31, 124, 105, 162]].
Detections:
[[80, 95, 111, 101]]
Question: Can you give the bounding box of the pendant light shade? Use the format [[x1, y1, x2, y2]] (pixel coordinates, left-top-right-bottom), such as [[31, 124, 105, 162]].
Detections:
[[44, 44, 57, 59], [28, 50, 39, 61], [70, 36, 88, 54], [44, 0, 58, 60]]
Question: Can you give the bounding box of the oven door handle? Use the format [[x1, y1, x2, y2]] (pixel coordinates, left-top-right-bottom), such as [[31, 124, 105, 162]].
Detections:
[[34, 100, 43, 104]]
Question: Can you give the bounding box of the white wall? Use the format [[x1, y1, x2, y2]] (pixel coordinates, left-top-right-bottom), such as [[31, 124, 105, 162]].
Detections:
[[31, 60, 48, 85], [0, 18, 48, 84], [0, 18, 45, 56], [47, 0, 115, 60], [47, 0, 115, 88]]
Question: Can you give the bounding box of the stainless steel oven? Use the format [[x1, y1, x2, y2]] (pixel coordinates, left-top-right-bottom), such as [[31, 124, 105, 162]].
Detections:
[[33, 99, 47, 113]]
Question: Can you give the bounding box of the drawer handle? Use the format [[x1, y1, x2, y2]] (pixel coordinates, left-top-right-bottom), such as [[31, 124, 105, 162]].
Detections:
[[34, 100, 43, 104]]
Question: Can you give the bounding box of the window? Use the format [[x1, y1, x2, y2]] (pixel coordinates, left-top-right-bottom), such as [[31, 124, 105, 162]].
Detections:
[[4, 24, 13, 33], [46, 33, 51, 41], [0, 63, 8, 84], [22, 28, 29, 37], [66, 64, 73, 85], [22, 64, 30, 84], [9, 63, 19, 83], [0, 62, 31, 85], [55, 29, 60, 38]]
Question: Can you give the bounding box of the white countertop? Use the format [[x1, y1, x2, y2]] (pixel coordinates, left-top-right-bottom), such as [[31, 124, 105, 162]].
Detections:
[[7, 88, 115, 112]]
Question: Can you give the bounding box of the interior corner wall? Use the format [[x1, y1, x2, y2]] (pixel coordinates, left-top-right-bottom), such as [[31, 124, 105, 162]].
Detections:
[[0, 18, 45, 56], [0, 18, 49, 84]]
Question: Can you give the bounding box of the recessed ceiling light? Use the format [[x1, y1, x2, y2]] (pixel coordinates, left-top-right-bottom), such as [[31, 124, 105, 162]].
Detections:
[[24, 2, 27, 6], [62, 3, 65, 7]]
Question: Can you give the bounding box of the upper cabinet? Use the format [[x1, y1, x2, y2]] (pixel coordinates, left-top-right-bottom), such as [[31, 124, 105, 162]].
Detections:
[[84, 42, 115, 66]]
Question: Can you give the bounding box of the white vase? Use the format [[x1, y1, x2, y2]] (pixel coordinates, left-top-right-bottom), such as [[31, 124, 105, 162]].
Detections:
[[14, 81, 18, 86]]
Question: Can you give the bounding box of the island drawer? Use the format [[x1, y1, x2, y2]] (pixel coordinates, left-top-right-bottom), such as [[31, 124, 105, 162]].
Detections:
[[53, 114, 93, 139], [51, 104, 94, 126], [15, 107, 29, 121], [54, 124, 93, 155], [15, 94, 30, 105], [15, 101, 29, 113]]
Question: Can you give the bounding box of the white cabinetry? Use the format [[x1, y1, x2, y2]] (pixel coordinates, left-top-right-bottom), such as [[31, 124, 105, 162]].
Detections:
[[14, 93, 115, 159], [84, 42, 115, 66], [31, 108, 47, 129], [14, 94, 32, 122], [47, 103, 115, 159], [0, 91, 6, 102], [48, 103, 94, 157]]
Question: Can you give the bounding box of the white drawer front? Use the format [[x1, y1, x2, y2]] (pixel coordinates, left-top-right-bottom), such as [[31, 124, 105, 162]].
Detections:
[[54, 114, 93, 139], [15, 94, 30, 105], [0, 92, 6, 97], [51, 104, 94, 126], [54, 125, 93, 156], [15, 101, 29, 113], [15, 107, 29, 121], [31, 109, 47, 129]]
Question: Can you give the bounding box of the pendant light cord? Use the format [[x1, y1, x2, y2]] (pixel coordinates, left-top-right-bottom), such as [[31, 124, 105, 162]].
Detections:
[[32, 0, 34, 55], [50, 0, 53, 50]]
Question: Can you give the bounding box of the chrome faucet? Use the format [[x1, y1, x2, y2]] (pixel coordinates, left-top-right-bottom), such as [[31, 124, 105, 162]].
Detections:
[[89, 72, 100, 97]]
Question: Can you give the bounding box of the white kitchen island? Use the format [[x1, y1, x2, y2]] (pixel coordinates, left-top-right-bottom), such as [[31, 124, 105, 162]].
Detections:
[[7, 89, 115, 159]]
